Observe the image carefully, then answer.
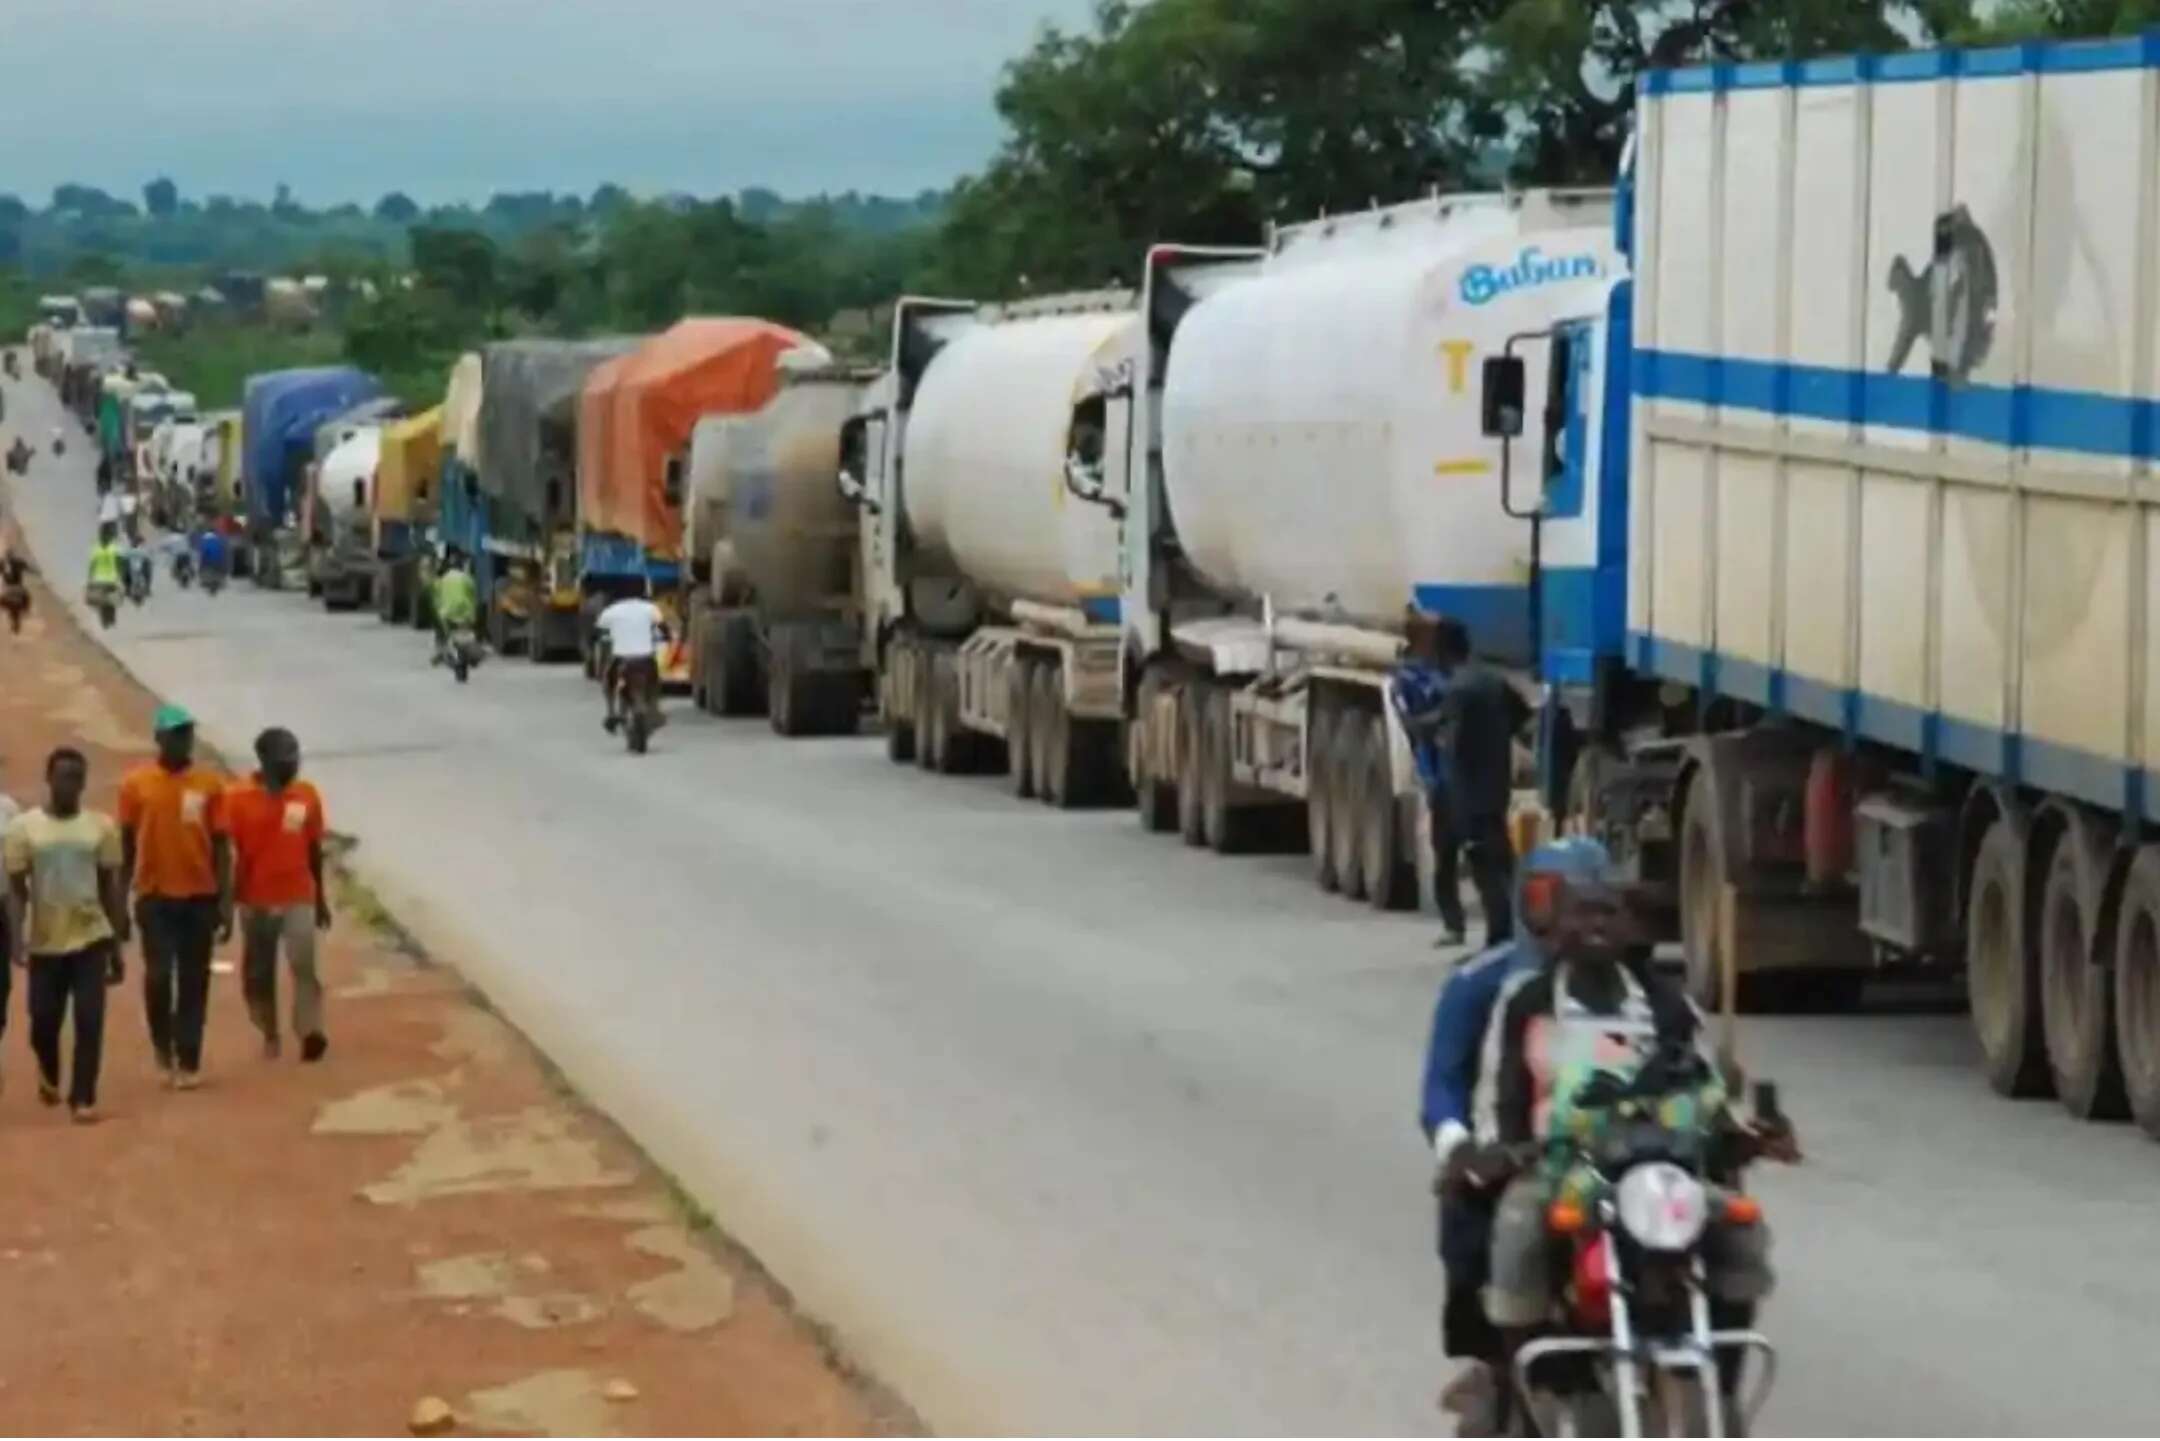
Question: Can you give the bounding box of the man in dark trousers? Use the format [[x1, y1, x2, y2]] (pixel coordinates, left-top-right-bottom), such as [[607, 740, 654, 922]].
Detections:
[[119, 704, 230, 1089], [1434, 616, 1527, 947], [4, 748, 127, 1122]]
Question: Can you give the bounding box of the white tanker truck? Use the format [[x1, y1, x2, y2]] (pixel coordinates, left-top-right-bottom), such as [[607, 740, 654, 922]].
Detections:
[[1114, 190, 1619, 909], [848, 294, 1136, 804], [686, 354, 877, 735]]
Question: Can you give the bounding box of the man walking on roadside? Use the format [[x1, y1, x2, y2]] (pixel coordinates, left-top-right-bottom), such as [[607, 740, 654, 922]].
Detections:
[[220, 728, 332, 1062], [5, 748, 127, 1122], [0, 774, 18, 1091], [119, 705, 230, 1089]]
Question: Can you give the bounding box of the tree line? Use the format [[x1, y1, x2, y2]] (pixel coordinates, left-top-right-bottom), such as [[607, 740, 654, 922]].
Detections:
[[4, 0, 2147, 402]]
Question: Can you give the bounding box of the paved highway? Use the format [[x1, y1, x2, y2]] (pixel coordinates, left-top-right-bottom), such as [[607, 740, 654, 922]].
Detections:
[[8, 376, 2159, 1434]]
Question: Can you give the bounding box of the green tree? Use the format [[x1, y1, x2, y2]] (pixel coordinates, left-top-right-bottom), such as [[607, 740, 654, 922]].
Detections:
[[1482, 0, 1969, 184], [143, 176, 180, 218], [409, 226, 500, 306], [374, 191, 420, 223]]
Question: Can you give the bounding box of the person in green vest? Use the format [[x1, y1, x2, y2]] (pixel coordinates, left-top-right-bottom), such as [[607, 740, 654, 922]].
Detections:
[[430, 548, 479, 664]]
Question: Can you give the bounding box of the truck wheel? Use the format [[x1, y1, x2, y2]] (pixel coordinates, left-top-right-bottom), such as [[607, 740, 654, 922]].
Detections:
[[1308, 709, 1339, 892], [2112, 846, 2160, 1139], [914, 656, 941, 771], [1036, 664, 1072, 806], [1967, 816, 2049, 1097], [1200, 685, 1252, 853], [2039, 826, 2125, 1119], [768, 649, 794, 734], [1008, 659, 1036, 799], [1679, 769, 1729, 1009], [1360, 713, 1417, 912], [720, 614, 762, 716], [885, 711, 916, 765], [1329, 717, 1366, 898], [1176, 687, 1207, 846]]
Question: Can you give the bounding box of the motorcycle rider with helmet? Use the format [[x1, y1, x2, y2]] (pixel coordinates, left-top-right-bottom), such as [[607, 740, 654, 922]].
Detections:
[[1466, 869, 1797, 1416], [1420, 837, 1616, 1427]]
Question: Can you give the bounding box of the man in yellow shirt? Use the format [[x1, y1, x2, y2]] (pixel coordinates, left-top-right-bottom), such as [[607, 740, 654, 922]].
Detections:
[[4, 747, 126, 1122]]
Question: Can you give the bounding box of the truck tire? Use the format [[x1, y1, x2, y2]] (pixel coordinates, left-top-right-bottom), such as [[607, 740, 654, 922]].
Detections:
[[1329, 718, 1367, 898], [1008, 658, 1036, 799], [1177, 686, 1207, 847], [1678, 769, 1729, 1009], [1201, 684, 1253, 853], [719, 614, 763, 717], [1360, 713, 1418, 912], [1967, 816, 2049, 1098], [885, 712, 916, 765], [2112, 846, 2160, 1140], [769, 648, 800, 735], [2039, 825, 2125, 1120], [1036, 664, 1072, 806], [1308, 708, 1340, 892], [914, 654, 941, 772]]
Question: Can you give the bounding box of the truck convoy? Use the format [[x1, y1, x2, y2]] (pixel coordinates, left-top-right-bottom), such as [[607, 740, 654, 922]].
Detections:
[[685, 350, 871, 733], [1454, 34, 2160, 1138], [23, 29, 2160, 1139]]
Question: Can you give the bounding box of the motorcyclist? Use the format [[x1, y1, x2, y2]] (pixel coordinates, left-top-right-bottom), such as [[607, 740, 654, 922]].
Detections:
[[1420, 837, 1614, 1425], [430, 549, 480, 665], [121, 535, 152, 602], [1, 545, 35, 635], [196, 525, 229, 589], [596, 583, 667, 734], [1468, 873, 1795, 1409]]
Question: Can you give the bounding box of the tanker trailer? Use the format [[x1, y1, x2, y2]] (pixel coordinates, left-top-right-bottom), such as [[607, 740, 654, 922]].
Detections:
[[309, 423, 386, 610], [855, 293, 1134, 804], [686, 356, 876, 735], [1119, 190, 1617, 912]]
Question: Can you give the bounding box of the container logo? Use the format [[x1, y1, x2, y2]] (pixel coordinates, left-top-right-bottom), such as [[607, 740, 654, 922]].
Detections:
[[1458, 248, 1602, 307], [1885, 204, 1996, 382]]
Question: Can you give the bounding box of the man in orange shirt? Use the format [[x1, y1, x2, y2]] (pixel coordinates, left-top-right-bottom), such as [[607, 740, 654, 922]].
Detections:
[[219, 727, 332, 1061], [118, 704, 231, 1088]]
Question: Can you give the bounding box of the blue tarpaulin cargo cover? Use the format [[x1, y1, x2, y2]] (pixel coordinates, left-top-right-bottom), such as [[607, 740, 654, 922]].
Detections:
[[241, 367, 383, 525]]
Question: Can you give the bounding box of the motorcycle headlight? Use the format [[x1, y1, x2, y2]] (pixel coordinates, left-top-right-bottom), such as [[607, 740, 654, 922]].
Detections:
[[1614, 1162, 1709, 1252]]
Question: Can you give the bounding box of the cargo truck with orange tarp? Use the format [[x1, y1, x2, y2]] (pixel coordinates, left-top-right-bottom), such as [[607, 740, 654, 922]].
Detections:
[[574, 318, 811, 684]]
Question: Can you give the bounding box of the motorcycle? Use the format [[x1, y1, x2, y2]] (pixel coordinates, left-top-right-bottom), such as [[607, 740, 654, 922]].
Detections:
[[51, 435, 64, 457], [445, 623, 483, 684], [173, 549, 196, 590], [608, 656, 663, 754], [125, 556, 150, 606], [1507, 1058, 1781, 1439], [201, 564, 225, 598]]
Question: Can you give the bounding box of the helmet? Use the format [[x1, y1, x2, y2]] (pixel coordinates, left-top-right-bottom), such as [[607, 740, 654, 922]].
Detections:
[[1519, 836, 1615, 936]]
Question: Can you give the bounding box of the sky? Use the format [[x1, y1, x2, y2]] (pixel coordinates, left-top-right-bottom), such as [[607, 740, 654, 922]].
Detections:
[[0, 0, 1103, 208]]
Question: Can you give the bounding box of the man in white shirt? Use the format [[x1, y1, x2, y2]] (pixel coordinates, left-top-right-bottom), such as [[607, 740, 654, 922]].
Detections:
[[97, 489, 123, 529], [595, 588, 667, 735], [118, 488, 141, 543]]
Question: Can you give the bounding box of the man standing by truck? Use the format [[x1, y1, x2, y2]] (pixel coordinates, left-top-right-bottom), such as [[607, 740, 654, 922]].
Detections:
[[119, 705, 230, 1089], [1394, 611, 1467, 946], [1435, 617, 1524, 947]]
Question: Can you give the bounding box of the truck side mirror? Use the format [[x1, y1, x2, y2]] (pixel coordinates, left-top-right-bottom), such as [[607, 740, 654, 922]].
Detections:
[[1481, 355, 1526, 438], [663, 455, 686, 507]]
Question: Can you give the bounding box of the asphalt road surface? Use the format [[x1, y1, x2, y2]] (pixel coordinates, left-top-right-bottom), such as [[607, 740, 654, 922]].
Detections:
[[8, 376, 2159, 1435]]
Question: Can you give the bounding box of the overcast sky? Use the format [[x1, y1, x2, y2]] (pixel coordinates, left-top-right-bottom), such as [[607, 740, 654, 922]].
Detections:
[[1, 0, 1102, 207]]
